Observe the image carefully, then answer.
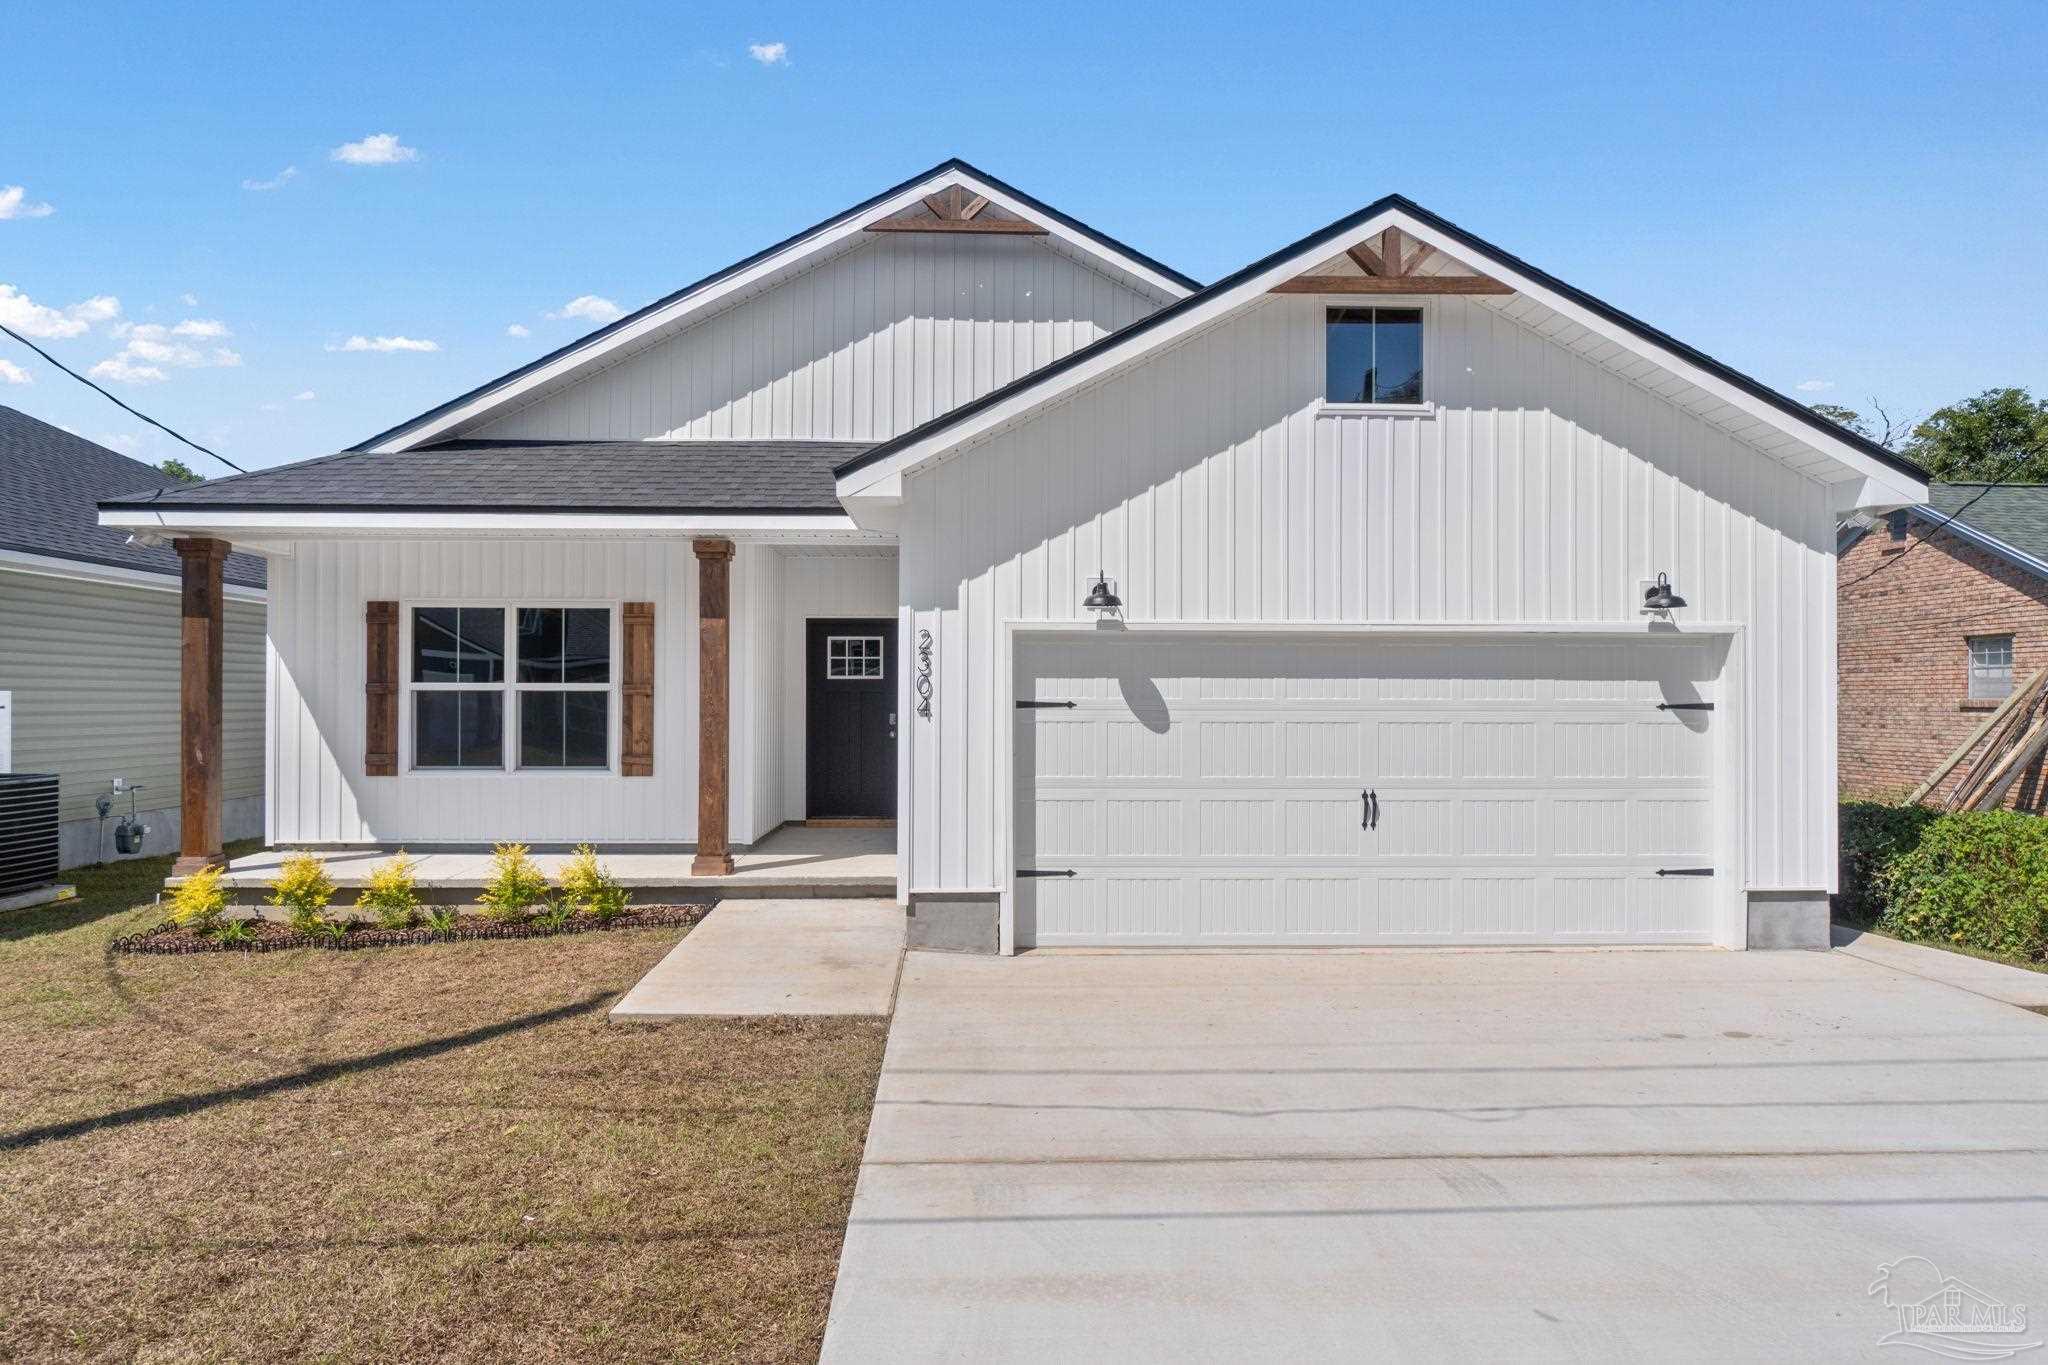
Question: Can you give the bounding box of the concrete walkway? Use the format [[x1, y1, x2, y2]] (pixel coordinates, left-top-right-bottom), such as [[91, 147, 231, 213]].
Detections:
[[610, 898, 903, 1019], [823, 947, 2048, 1361], [1833, 923, 2048, 1008]]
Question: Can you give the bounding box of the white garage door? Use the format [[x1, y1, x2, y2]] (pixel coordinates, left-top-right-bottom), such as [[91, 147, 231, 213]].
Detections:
[[1014, 635, 1723, 947]]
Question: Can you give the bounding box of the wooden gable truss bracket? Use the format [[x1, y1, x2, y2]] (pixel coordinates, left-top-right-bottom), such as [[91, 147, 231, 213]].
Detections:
[[1271, 224, 1512, 295], [867, 183, 1050, 235]]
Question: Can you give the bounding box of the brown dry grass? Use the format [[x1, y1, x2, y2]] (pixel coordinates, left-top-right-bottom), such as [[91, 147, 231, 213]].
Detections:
[[0, 845, 887, 1364]]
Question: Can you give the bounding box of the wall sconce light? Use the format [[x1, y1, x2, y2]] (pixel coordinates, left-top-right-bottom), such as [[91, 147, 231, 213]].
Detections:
[[1641, 572, 1688, 614], [1083, 569, 1123, 617]]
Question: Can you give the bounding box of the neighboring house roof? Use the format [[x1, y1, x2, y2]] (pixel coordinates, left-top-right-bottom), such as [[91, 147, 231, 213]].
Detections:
[[834, 193, 1930, 498], [355, 159, 1197, 455], [1924, 484, 2048, 568], [97, 439, 874, 515], [0, 404, 266, 589]]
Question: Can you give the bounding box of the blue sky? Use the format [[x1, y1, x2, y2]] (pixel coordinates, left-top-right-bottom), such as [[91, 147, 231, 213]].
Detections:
[[4, 0, 2043, 475]]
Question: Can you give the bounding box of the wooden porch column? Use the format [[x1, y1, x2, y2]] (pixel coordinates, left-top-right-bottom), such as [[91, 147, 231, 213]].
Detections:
[[692, 539, 736, 876], [172, 537, 228, 875]]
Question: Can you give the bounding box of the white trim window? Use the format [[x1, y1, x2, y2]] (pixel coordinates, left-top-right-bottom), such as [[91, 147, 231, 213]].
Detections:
[[1325, 305, 1424, 406], [1968, 633, 2015, 702], [409, 604, 615, 770], [826, 634, 886, 680]]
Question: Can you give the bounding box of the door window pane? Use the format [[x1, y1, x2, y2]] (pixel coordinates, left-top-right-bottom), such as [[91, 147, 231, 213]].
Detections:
[[413, 607, 503, 682], [827, 636, 885, 679], [414, 691, 503, 768]]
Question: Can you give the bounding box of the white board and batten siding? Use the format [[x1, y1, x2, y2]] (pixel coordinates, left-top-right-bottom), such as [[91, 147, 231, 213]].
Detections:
[[898, 293, 1840, 936], [466, 233, 1161, 444]]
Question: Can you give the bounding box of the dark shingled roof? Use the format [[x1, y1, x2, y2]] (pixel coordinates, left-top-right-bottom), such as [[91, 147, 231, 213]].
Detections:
[[1, 404, 266, 589], [97, 439, 876, 516], [1927, 483, 2048, 565]]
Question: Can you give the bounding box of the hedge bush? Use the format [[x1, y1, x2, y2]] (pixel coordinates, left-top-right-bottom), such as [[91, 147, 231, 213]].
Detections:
[[1837, 800, 1939, 925], [1876, 809, 2048, 961]]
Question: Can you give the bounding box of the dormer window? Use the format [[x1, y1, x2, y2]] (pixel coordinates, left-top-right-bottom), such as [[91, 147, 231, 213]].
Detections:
[[1326, 307, 1423, 405]]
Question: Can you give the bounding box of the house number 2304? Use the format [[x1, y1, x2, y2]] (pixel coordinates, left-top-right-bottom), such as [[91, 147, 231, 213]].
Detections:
[[915, 629, 934, 719]]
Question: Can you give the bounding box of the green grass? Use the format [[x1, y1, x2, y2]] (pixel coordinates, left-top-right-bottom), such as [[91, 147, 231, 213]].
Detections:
[[0, 843, 887, 1363]]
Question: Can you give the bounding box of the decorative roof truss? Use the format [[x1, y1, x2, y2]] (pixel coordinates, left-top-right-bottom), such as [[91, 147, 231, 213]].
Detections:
[[866, 182, 1049, 235], [1271, 225, 1511, 295]]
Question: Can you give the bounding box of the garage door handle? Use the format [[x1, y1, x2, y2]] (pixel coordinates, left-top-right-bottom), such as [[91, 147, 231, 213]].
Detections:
[[1362, 788, 1378, 830], [1017, 868, 1077, 878]]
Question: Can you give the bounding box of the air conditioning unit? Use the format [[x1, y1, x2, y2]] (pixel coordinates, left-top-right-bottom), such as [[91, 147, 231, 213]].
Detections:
[[0, 773, 61, 898]]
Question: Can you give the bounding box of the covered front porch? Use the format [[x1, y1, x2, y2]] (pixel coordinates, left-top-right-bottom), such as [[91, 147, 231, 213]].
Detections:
[[211, 824, 896, 904]]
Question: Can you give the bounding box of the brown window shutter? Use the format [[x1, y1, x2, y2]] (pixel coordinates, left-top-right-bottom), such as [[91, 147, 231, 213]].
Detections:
[[622, 602, 655, 776], [365, 601, 399, 776]]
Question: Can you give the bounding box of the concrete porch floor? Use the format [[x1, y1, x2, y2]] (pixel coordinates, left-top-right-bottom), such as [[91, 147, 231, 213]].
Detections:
[[215, 824, 897, 900]]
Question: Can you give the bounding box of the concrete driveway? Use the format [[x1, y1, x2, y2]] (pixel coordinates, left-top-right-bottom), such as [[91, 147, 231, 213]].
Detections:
[[822, 948, 2048, 1362]]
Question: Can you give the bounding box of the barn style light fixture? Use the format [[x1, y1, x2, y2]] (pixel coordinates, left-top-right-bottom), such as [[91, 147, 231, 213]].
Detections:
[[1642, 572, 1688, 614], [1082, 570, 1123, 617]]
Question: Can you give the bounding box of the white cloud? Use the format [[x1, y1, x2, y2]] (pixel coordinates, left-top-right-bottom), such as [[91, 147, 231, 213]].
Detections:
[[293, 389, 316, 401], [747, 41, 788, 65], [330, 334, 440, 353], [241, 165, 299, 191], [103, 432, 140, 454], [88, 356, 169, 384], [180, 292, 199, 306], [1796, 379, 1833, 393], [0, 284, 121, 338], [505, 322, 530, 338], [0, 185, 55, 220], [92, 319, 241, 383], [544, 294, 623, 323], [0, 358, 30, 384], [331, 133, 419, 166]]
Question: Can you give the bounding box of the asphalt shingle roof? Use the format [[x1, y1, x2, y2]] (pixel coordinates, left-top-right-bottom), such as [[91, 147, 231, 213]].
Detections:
[[96, 439, 874, 516], [1927, 483, 2048, 565], [1, 405, 265, 589]]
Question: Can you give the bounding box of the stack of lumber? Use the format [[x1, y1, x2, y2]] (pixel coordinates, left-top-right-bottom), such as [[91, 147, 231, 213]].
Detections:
[[1910, 665, 2048, 810]]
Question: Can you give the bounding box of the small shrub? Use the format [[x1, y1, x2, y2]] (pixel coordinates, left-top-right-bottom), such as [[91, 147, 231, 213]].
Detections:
[[423, 906, 460, 934], [1837, 800, 1939, 924], [556, 843, 631, 920], [209, 917, 255, 946], [1878, 810, 2048, 960], [167, 865, 229, 931], [307, 915, 351, 943], [268, 851, 337, 933], [478, 843, 549, 922], [358, 850, 422, 929], [533, 895, 574, 931]]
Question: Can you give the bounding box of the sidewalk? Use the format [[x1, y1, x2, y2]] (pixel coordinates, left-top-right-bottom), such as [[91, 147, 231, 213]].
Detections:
[[1832, 924, 2048, 1008]]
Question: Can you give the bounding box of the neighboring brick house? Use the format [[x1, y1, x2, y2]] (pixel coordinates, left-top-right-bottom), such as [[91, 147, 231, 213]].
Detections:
[[1839, 483, 2048, 810]]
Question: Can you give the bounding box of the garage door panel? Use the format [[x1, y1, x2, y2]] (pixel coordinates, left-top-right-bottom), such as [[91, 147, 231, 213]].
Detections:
[[1015, 637, 1724, 947]]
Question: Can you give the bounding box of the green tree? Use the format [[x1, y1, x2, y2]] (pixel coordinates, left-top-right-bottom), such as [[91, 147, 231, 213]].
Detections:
[[157, 457, 202, 483], [1810, 401, 1914, 449], [1903, 388, 2048, 483]]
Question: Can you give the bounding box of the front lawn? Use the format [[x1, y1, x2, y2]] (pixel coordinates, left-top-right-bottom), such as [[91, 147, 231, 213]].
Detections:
[[0, 845, 887, 1363]]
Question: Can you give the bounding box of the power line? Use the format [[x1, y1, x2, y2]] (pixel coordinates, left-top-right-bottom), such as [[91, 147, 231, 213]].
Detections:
[[0, 321, 246, 474], [1843, 465, 2030, 589]]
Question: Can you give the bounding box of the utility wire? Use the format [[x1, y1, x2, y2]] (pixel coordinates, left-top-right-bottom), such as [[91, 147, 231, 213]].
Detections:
[[0, 321, 247, 474], [1843, 463, 2031, 589]]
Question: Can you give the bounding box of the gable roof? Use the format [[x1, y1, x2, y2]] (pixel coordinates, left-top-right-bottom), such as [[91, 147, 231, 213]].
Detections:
[[833, 194, 1930, 498], [356, 159, 1197, 455], [98, 438, 871, 516], [1919, 484, 2048, 576], [0, 405, 266, 588]]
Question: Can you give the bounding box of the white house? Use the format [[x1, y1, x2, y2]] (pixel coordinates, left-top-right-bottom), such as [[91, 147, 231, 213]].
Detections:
[[99, 160, 1926, 951]]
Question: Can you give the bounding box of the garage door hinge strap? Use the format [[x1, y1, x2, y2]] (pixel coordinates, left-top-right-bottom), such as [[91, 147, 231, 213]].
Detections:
[[1655, 867, 1715, 877], [1017, 869, 1077, 878], [1016, 700, 1078, 709], [1656, 702, 1714, 711]]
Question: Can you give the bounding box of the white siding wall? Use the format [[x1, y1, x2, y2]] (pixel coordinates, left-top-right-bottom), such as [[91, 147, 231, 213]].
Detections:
[[469, 234, 1160, 444], [899, 295, 1840, 896], [733, 543, 785, 843], [267, 539, 698, 845]]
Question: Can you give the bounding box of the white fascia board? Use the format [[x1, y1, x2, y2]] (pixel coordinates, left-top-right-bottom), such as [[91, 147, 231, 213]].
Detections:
[[97, 506, 890, 542], [370, 171, 1190, 455], [841, 204, 1923, 498], [0, 547, 266, 602]]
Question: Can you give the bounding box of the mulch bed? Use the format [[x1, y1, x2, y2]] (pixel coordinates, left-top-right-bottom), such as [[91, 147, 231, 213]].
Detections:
[[111, 903, 714, 955]]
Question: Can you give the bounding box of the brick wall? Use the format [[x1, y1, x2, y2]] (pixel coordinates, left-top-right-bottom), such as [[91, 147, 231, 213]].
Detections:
[[1839, 516, 2048, 810]]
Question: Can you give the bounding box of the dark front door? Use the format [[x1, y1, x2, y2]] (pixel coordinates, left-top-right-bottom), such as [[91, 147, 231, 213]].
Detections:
[[806, 619, 896, 819]]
